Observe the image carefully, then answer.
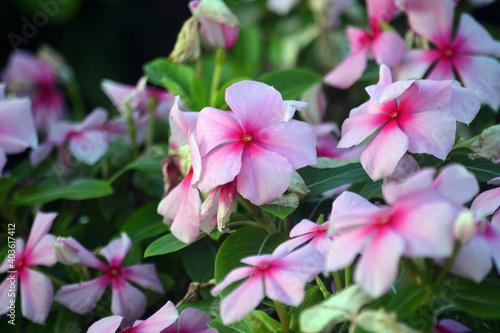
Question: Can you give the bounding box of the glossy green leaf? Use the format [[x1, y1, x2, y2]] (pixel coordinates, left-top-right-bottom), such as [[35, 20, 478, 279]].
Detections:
[[120, 201, 168, 242], [386, 285, 432, 320], [230, 25, 262, 77], [208, 311, 281, 333], [108, 146, 166, 184], [144, 232, 206, 258], [11, 178, 113, 205], [259, 68, 323, 100], [454, 278, 500, 318]]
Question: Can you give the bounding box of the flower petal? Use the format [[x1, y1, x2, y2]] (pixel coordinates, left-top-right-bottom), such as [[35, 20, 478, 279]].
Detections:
[[471, 187, 500, 219], [237, 144, 294, 205], [87, 315, 122, 333], [26, 234, 56, 267], [121, 264, 164, 294], [360, 120, 409, 180], [68, 130, 109, 166], [325, 227, 373, 272], [264, 269, 305, 306], [211, 266, 256, 296], [219, 275, 264, 325], [454, 13, 500, 56], [428, 59, 455, 81], [197, 107, 242, 156], [337, 113, 387, 148], [169, 96, 199, 148], [439, 81, 482, 124], [54, 275, 110, 314], [396, 49, 441, 80], [131, 300, 178, 333], [371, 31, 405, 67], [382, 168, 435, 204], [100, 233, 132, 268], [0, 98, 38, 154], [111, 278, 147, 328], [25, 212, 57, 257], [433, 164, 479, 205], [324, 48, 369, 89], [398, 80, 452, 114], [0, 273, 18, 316], [450, 235, 492, 283], [177, 307, 217, 333], [20, 268, 53, 324], [225, 81, 284, 133]]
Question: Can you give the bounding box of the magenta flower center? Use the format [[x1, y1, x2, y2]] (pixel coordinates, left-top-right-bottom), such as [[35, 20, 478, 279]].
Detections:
[[441, 46, 455, 60], [378, 216, 391, 224], [107, 267, 122, 279], [389, 111, 398, 119], [242, 133, 253, 143]]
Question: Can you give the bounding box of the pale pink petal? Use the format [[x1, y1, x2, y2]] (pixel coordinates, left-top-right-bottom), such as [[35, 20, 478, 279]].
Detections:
[[131, 301, 178, 333], [79, 108, 108, 131], [177, 307, 216, 333], [197, 107, 242, 156], [433, 164, 479, 205], [277, 245, 324, 281], [472, 187, 500, 219], [54, 275, 110, 313], [25, 212, 57, 256], [453, 55, 500, 111], [391, 200, 455, 258], [301, 84, 326, 124], [20, 268, 53, 324], [27, 234, 56, 267], [366, 0, 399, 22], [0, 148, 6, 176], [371, 32, 405, 67], [111, 278, 147, 328], [190, 132, 202, 185], [30, 141, 55, 167], [121, 264, 164, 294], [439, 81, 482, 124], [435, 319, 471, 333], [255, 120, 317, 169], [450, 235, 492, 283], [493, 211, 500, 227], [241, 254, 276, 266], [211, 266, 256, 296], [68, 130, 109, 165], [325, 227, 374, 272], [382, 168, 435, 204], [290, 219, 321, 238], [0, 273, 18, 316], [400, 0, 455, 47], [237, 144, 294, 205], [0, 238, 24, 273], [199, 18, 239, 50], [169, 96, 199, 148], [78, 247, 108, 271], [217, 184, 236, 232], [337, 113, 387, 148], [398, 110, 456, 160], [264, 270, 305, 306], [225, 81, 284, 133], [219, 275, 264, 325], [486, 224, 500, 272], [428, 59, 455, 81], [199, 186, 220, 234], [324, 48, 369, 89], [360, 120, 409, 180], [282, 100, 308, 122], [454, 13, 500, 56], [0, 98, 38, 154], [354, 228, 405, 297], [101, 79, 137, 112], [197, 142, 244, 193], [398, 80, 452, 114], [100, 233, 132, 268], [87, 315, 122, 333], [0, 83, 5, 100], [396, 49, 441, 80], [330, 191, 382, 216], [273, 234, 314, 256]]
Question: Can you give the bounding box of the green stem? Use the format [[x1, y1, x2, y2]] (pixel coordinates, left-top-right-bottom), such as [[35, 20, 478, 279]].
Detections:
[[332, 272, 343, 292], [316, 277, 331, 299], [146, 97, 158, 150], [400, 258, 419, 285], [273, 300, 290, 333], [124, 101, 139, 158], [433, 241, 461, 290], [344, 266, 351, 288], [65, 79, 86, 120], [196, 57, 203, 79], [209, 48, 225, 107]]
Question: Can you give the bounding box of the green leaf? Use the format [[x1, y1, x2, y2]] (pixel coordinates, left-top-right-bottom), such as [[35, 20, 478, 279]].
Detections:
[[181, 238, 217, 283], [144, 233, 206, 258], [447, 156, 500, 182], [386, 285, 432, 320], [454, 278, 500, 318], [260, 68, 323, 100], [190, 76, 210, 109], [261, 194, 299, 219], [298, 159, 370, 197], [108, 146, 166, 184], [214, 226, 287, 296], [0, 178, 15, 194], [178, 299, 217, 314], [143, 58, 195, 107], [208, 311, 281, 333], [230, 25, 262, 77], [11, 179, 113, 205], [452, 136, 479, 150], [120, 201, 168, 242]]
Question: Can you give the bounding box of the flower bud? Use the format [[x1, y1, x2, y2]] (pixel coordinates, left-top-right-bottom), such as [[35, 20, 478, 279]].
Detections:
[[190, 0, 239, 50], [169, 16, 201, 64], [54, 237, 85, 265], [454, 210, 477, 244]]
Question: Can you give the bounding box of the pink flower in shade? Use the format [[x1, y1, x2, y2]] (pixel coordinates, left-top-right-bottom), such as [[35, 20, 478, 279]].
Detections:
[[0, 83, 38, 176], [434, 319, 471, 333], [54, 233, 164, 328], [470, 177, 500, 226], [194, 80, 317, 206], [189, 0, 239, 50], [397, 0, 500, 110], [0, 212, 57, 324], [274, 219, 335, 257], [200, 182, 237, 234], [325, 171, 458, 297], [162, 307, 217, 333], [211, 245, 324, 324], [157, 98, 203, 244], [101, 77, 175, 122], [337, 64, 481, 180], [3, 51, 64, 133], [324, 0, 405, 89], [86, 301, 178, 333], [30, 108, 127, 167]]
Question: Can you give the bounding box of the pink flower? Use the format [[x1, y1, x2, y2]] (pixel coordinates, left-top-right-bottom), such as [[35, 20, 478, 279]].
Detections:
[[157, 98, 202, 244], [54, 236, 87, 266], [326, 170, 458, 296], [0, 83, 38, 176], [434, 319, 470, 333], [54, 233, 164, 328], [195, 80, 317, 205], [87, 301, 178, 333], [470, 177, 500, 226], [200, 182, 237, 234], [337, 64, 480, 180], [275, 219, 335, 257], [3, 51, 64, 133], [102, 77, 175, 122], [30, 108, 126, 167], [0, 212, 57, 324], [397, 0, 500, 110], [162, 307, 217, 333], [211, 245, 324, 324], [324, 0, 405, 89], [189, 0, 239, 50]]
